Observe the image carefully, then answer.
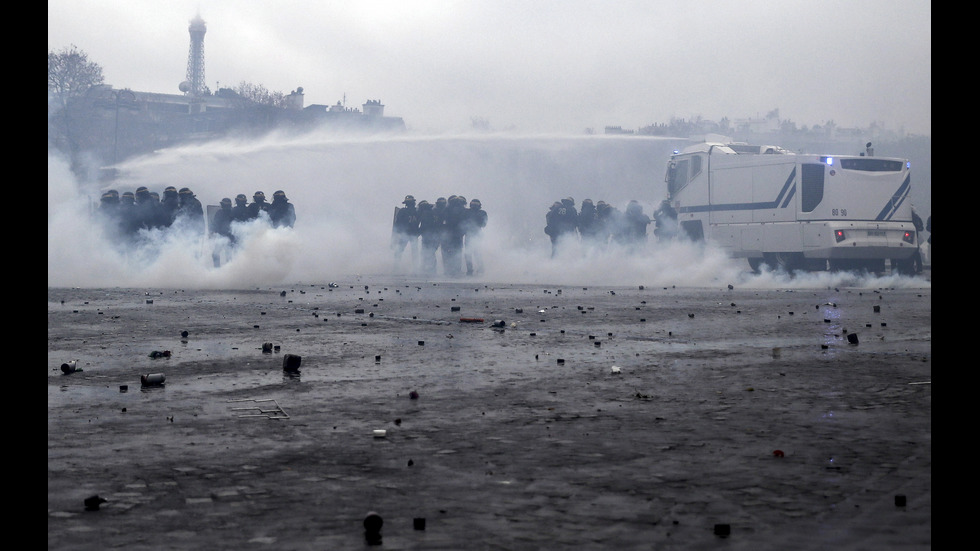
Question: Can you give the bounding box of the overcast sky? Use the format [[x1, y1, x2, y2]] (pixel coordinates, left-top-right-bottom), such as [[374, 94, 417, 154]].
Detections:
[[49, 0, 930, 136]]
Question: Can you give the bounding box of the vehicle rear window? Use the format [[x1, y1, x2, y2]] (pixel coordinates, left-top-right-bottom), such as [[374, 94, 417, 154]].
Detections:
[[839, 159, 904, 171]]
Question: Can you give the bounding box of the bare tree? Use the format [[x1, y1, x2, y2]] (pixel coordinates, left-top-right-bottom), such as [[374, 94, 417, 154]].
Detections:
[[48, 44, 104, 111], [48, 45, 105, 170], [232, 81, 287, 108]]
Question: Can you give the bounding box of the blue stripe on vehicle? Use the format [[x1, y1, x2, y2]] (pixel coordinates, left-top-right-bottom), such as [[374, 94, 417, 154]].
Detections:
[[874, 173, 911, 221], [678, 166, 796, 214], [780, 183, 796, 208]]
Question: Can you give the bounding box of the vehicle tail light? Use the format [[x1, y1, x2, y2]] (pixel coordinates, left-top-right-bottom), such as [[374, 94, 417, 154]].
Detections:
[[834, 230, 846, 243], [902, 231, 914, 244]]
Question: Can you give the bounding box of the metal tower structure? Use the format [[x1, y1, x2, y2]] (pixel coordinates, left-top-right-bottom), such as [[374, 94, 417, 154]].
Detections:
[[184, 15, 207, 96]]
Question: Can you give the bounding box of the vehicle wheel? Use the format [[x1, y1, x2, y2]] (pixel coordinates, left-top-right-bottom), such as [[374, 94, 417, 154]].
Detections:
[[830, 258, 885, 274], [748, 258, 764, 273], [764, 252, 804, 273], [891, 258, 915, 276]]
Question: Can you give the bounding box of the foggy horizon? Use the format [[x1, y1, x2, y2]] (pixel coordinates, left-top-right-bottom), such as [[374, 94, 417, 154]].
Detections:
[[47, 0, 931, 137]]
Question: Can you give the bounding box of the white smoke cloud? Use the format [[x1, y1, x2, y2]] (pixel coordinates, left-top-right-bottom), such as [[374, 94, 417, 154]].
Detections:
[[48, 130, 930, 291]]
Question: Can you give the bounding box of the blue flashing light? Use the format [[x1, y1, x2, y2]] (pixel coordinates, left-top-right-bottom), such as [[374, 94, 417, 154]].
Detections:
[[825, 156, 834, 165], [907, 161, 911, 169]]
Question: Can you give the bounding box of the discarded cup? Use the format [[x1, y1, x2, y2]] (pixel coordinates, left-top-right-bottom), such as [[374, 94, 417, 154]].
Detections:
[[373, 429, 387, 438], [60, 360, 77, 374], [262, 342, 273, 353], [140, 373, 166, 387]]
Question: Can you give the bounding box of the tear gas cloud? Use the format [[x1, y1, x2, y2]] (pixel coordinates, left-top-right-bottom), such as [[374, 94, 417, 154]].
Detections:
[[48, 130, 930, 291]]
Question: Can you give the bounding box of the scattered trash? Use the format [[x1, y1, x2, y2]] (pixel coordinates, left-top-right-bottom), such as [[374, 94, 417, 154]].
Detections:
[[280, 290, 287, 297], [772, 450, 785, 458], [262, 342, 273, 353], [771, 347, 781, 359], [180, 330, 189, 338], [413, 518, 426, 530], [373, 429, 387, 438], [895, 495, 907, 507], [375, 355, 382, 362], [451, 306, 461, 312], [459, 318, 484, 323], [847, 333, 859, 345], [557, 359, 565, 365], [328, 282, 339, 288], [515, 308, 523, 313], [491, 320, 506, 328], [714, 523, 731, 537], [60, 360, 78, 374], [84, 495, 108, 511], [418, 341, 425, 346], [728, 284, 734, 290], [141, 373, 166, 387], [409, 390, 419, 400], [148, 350, 171, 358], [688, 313, 695, 318], [610, 366, 621, 374], [119, 385, 128, 392], [282, 354, 302, 373]]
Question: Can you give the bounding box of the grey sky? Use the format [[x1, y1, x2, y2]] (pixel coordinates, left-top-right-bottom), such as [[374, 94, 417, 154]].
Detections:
[[48, 0, 931, 136]]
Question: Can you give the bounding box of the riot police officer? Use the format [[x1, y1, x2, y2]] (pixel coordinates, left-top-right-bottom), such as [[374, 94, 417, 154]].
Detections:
[[268, 190, 296, 228]]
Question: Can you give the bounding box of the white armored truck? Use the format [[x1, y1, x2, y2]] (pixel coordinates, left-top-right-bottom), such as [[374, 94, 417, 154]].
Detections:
[[663, 142, 919, 274]]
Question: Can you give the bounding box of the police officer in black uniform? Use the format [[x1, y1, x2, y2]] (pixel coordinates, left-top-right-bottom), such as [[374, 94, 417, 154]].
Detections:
[[392, 195, 421, 270], [268, 190, 296, 228], [653, 199, 678, 241], [133, 186, 156, 231], [442, 195, 468, 276], [463, 198, 488, 275], [231, 194, 250, 223], [418, 200, 439, 274], [177, 187, 206, 234], [577, 198, 601, 247], [247, 191, 269, 221], [118, 191, 140, 237], [210, 197, 234, 267], [160, 186, 180, 227]]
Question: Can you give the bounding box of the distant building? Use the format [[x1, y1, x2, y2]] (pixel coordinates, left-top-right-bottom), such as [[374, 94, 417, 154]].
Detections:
[[604, 125, 634, 135]]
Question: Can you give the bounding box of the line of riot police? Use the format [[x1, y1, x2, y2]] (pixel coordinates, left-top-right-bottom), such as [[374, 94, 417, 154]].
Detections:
[[392, 194, 488, 277], [97, 187, 296, 267], [98, 185, 205, 239], [544, 197, 678, 256]]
